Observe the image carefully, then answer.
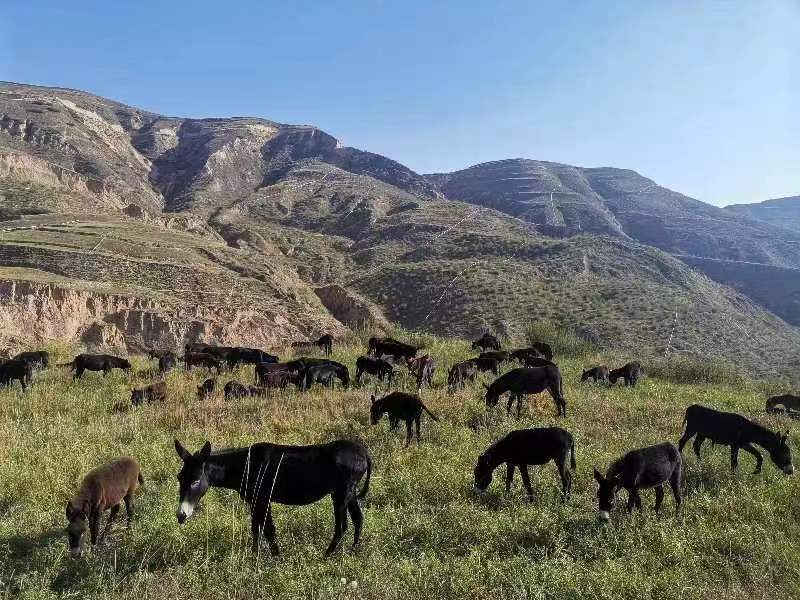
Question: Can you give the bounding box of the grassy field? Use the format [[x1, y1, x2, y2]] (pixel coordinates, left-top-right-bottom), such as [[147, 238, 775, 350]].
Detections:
[[1, 335, 799, 599]]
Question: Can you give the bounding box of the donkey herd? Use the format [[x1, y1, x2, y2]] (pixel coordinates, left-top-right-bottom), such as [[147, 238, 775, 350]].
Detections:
[[1, 331, 796, 559]]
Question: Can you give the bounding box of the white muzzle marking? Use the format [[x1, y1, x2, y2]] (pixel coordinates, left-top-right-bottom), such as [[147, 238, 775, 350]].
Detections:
[[598, 510, 610, 522], [178, 500, 194, 521]]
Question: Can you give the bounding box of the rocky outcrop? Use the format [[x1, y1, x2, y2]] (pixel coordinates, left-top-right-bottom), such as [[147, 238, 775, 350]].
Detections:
[[0, 279, 348, 353], [314, 285, 389, 331]]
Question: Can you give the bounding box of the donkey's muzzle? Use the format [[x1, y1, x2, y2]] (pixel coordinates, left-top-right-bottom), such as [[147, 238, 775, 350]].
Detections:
[[177, 511, 187, 525]]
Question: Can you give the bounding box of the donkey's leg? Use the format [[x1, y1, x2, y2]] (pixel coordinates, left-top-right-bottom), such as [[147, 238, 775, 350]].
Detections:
[[347, 496, 364, 549], [506, 394, 514, 415], [98, 504, 120, 543], [730, 446, 740, 472], [263, 507, 279, 556], [692, 436, 705, 459], [404, 420, 413, 447], [89, 509, 101, 546], [519, 465, 534, 502], [653, 485, 665, 513], [626, 488, 637, 513], [556, 458, 571, 500], [415, 415, 422, 444], [669, 466, 682, 515], [325, 491, 349, 556], [123, 493, 135, 527], [505, 463, 515, 492], [741, 443, 763, 474]]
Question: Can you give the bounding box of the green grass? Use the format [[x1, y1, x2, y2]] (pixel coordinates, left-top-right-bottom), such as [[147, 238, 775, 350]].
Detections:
[[2, 338, 800, 599]]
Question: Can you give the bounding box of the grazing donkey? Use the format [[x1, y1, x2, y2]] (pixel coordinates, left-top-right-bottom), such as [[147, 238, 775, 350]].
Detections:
[[608, 362, 642, 387], [355, 356, 395, 386], [766, 394, 800, 414], [447, 360, 479, 392], [368, 337, 418, 362], [302, 362, 350, 391], [62, 354, 131, 379], [174, 439, 371, 556], [478, 351, 509, 364], [472, 357, 501, 374], [484, 366, 566, 417], [593, 442, 682, 522], [149, 350, 178, 374], [224, 380, 251, 401], [66, 457, 143, 557], [255, 362, 302, 387], [0, 359, 32, 391], [184, 351, 222, 373], [405, 355, 436, 388], [196, 377, 217, 400], [581, 365, 610, 384], [13, 350, 49, 370], [370, 391, 439, 446], [678, 404, 794, 475], [130, 381, 166, 407], [471, 333, 501, 352], [473, 428, 576, 501], [316, 334, 334, 357]]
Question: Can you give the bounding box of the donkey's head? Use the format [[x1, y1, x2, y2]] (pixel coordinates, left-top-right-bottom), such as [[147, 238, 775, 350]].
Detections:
[[593, 468, 622, 522], [768, 431, 794, 475], [484, 383, 500, 407], [65, 501, 89, 557], [174, 440, 212, 524]]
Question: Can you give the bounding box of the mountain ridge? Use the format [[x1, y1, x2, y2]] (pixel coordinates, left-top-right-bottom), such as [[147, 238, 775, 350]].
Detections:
[[1, 80, 799, 374]]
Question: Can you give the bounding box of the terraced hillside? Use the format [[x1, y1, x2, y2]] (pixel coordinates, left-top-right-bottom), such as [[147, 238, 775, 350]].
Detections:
[[1, 80, 799, 374], [726, 195, 800, 234], [427, 159, 800, 267]]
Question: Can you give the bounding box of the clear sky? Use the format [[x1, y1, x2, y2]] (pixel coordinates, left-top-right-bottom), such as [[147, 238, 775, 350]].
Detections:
[[1, 1, 798, 206]]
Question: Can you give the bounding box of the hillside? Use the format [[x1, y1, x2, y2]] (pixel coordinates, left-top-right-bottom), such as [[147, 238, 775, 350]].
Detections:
[[1, 81, 800, 373], [726, 195, 800, 233], [427, 159, 800, 267]]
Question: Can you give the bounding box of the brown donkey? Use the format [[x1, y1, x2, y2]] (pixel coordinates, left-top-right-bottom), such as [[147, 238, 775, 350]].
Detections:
[[66, 457, 143, 557]]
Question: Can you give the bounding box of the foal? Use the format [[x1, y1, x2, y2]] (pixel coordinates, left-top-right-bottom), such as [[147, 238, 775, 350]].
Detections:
[[370, 391, 439, 446], [66, 457, 143, 557]]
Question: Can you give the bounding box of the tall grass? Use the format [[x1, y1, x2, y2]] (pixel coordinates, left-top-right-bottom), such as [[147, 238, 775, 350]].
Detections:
[[523, 320, 597, 357], [647, 354, 745, 385], [1, 338, 799, 599]]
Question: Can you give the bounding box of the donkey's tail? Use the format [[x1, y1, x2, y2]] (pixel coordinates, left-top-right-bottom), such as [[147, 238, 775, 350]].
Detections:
[[421, 401, 439, 421], [138, 472, 145, 486], [358, 453, 372, 499], [570, 437, 577, 470]]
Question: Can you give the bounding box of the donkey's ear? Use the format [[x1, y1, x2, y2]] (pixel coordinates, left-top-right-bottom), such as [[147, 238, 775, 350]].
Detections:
[[199, 441, 212, 460], [593, 468, 604, 484], [370, 394, 376, 404], [174, 439, 191, 461]]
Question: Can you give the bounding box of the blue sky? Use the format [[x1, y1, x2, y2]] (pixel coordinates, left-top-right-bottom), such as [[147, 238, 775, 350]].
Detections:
[[1, 1, 798, 206]]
